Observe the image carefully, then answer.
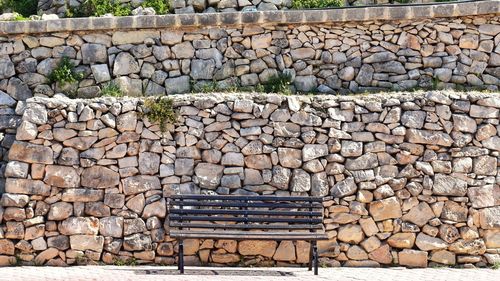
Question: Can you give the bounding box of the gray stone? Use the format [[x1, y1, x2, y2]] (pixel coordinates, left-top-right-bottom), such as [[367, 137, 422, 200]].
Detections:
[[194, 163, 224, 189], [302, 144, 328, 162], [165, 76, 190, 94], [0, 57, 15, 79], [433, 174, 467, 196], [331, 177, 357, 198], [401, 111, 426, 129], [355, 64, 374, 86], [191, 59, 216, 80], [91, 64, 111, 83], [113, 52, 140, 76], [290, 169, 311, 192], [81, 44, 107, 64], [311, 172, 329, 197], [171, 42, 195, 59]]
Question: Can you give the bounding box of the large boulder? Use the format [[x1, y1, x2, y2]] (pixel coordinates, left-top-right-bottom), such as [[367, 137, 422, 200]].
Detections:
[[432, 174, 467, 196], [81, 166, 120, 188], [194, 163, 224, 189], [8, 141, 53, 164], [369, 197, 402, 221], [238, 241, 277, 258], [59, 217, 99, 235], [43, 165, 80, 188], [122, 176, 161, 195]]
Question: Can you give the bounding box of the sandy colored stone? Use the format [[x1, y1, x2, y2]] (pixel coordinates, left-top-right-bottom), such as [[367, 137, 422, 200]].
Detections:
[[238, 240, 277, 258], [273, 241, 296, 261], [387, 233, 416, 249], [337, 225, 364, 244], [398, 249, 427, 268], [369, 197, 402, 221]]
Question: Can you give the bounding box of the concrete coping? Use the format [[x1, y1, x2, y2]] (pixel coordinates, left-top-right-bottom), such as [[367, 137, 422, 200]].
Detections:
[[0, 1, 498, 35]]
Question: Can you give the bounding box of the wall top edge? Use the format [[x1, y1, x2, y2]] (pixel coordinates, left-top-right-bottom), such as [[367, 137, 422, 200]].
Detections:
[[26, 91, 498, 108], [0, 1, 498, 35]]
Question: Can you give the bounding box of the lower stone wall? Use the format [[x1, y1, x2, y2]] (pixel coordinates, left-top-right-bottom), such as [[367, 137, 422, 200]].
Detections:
[[0, 92, 498, 267]]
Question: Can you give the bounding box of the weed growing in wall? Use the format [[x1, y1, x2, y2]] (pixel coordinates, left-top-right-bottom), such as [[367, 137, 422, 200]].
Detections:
[[143, 97, 177, 132], [48, 57, 84, 86], [68, 0, 132, 17], [100, 82, 124, 97], [263, 73, 293, 95], [141, 0, 170, 14], [292, 0, 343, 9]]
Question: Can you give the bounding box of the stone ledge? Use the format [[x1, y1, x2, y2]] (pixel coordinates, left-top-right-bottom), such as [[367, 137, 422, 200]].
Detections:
[[26, 90, 496, 108], [0, 1, 498, 35]]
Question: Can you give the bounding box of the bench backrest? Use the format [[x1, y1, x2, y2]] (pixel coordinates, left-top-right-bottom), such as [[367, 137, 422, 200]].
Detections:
[[167, 195, 325, 239]]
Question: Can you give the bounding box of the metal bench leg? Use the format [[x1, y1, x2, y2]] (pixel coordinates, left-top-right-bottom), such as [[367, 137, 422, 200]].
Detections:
[[313, 241, 318, 276], [179, 239, 184, 274], [308, 241, 313, 271]]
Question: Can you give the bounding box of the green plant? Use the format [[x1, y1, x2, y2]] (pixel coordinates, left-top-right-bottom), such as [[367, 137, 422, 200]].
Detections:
[[192, 80, 219, 93], [141, 0, 170, 14], [48, 57, 84, 86], [74, 253, 89, 264], [13, 14, 29, 21], [1, 0, 38, 17], [262, 73, 293, 95], [492, 262, 500, 270], [292, 0, 343, 9], [68, 0, 131, 17], [113, 257, 137, 266], [9, 255, 22, 266], [143, 97, 177, 132], [100, 82, 124, 97]]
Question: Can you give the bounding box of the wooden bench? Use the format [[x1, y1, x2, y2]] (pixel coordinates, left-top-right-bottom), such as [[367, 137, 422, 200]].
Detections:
[[167, 195, 328, 275]]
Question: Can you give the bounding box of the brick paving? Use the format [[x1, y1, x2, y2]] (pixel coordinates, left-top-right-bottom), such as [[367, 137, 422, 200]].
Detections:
[[0, 266, 498, 281]]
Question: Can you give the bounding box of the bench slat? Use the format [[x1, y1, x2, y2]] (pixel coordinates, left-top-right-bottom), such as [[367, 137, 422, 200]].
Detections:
[[170, 195, 323, 202], [169, 230, 328, 240], [169, 201, 323, 209], [169, 222, 323, 230], [169, 215, 323, 224], [169, 209, 323, 217]]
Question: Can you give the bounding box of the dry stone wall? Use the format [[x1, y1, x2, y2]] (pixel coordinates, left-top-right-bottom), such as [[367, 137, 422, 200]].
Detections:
[[2, 3, 498, 196], [0, 91, 499, 268], [37, 0, 460, 17]]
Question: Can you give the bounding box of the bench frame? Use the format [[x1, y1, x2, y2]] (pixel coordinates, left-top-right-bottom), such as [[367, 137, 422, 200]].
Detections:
[[167, 195, 328, 275]]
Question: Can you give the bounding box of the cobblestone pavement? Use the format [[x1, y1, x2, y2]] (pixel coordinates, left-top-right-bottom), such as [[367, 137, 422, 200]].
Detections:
[[0, 266, 499, 281]]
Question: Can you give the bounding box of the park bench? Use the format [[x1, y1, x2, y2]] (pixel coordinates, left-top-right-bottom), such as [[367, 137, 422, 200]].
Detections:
[[167, 195, 328, 275]]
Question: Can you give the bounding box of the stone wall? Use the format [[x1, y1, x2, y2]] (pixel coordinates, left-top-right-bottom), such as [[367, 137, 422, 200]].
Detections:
[[36, 0, 457, 17], [0, 91, 499, 267], [2, 2, 498, 195]]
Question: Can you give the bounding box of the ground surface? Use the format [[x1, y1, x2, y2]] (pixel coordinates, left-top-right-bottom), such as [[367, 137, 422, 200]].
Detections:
[[0, 266, 499, 281]]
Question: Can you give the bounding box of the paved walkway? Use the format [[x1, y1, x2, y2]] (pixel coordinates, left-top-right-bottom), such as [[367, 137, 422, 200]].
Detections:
[[0, 266, 499, 281]]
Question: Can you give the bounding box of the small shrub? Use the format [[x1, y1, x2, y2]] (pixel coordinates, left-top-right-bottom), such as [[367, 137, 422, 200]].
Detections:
[[192, 80, 219, 93], [100, 82, 123, 97], [492, 262, 500, 270], [48, 57, 84, 86], [292, 0, 343, 9], [113, 257, 137, 266], [143, 97, 177, 132], [141, 0, 170, 14], [68, 0, 131, 17], [262, 73, 293, 95], [1, 0, 38, 17]]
